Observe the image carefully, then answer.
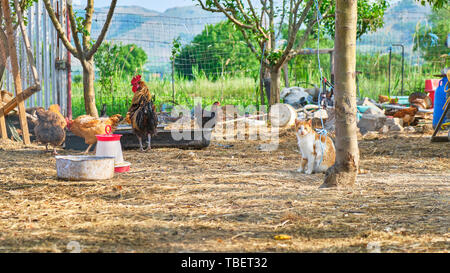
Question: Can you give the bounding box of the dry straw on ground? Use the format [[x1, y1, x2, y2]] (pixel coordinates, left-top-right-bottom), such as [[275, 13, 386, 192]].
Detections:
[[0, 126, 448, 253]]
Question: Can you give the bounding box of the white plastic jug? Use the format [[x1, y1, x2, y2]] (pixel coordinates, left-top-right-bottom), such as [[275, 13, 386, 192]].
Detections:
[[95, 125, 124, 165]]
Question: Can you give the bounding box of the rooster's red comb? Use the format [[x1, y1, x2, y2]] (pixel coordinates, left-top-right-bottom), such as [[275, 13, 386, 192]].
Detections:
[[131, 75, 142, 85]]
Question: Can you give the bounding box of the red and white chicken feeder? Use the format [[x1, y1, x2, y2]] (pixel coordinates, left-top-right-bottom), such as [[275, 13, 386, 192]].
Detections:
[[96, 125, 131, 173]]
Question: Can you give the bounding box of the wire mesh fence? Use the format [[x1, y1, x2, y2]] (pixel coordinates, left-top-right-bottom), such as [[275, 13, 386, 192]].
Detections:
[[70, 7, 448, 117]]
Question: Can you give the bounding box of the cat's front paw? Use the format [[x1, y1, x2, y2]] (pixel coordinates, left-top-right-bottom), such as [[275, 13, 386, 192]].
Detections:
[[305, 169, 313, 175], [296, 167, 304, 173]]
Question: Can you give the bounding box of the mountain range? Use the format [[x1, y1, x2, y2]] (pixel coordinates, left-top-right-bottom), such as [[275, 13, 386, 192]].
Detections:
[[74, 0, 432, 74]]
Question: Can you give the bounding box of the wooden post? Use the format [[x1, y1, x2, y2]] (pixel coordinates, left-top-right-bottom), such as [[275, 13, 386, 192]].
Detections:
[[330, 51, 335, 84], [1, 0, 30, 145], [0, 94, 7, 139]]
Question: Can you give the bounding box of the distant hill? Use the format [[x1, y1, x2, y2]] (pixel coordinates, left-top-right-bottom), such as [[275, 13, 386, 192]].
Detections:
[[72, 5, 224, 74], [357, 0, 432, 55], [73, 1, 431, 74]]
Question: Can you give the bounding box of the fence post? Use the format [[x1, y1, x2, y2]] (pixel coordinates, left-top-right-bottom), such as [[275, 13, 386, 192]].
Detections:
[[66, 1, 72, 119]]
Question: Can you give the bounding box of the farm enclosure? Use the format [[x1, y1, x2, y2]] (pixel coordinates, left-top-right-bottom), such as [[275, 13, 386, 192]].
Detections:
[[0, 130, 448, 253]]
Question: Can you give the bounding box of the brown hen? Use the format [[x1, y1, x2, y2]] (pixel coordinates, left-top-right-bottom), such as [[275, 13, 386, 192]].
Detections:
[[67, 114, 123, 153], [393, 106, 419, 126], [34, 104, 66, 155]]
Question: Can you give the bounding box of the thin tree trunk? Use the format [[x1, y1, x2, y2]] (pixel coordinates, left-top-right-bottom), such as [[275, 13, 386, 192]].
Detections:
[[0, 65, 5, 86], [321, 0, 359, 188], [82, 59, 98, 118], [283, 62, 289, 88], [269, 66, 281, 106], [1, 0, 30, 144]]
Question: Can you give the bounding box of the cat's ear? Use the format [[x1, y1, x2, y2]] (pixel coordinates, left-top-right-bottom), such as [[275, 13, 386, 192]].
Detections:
[[308, 119, 312, 126], [295, 119, 301, 127]]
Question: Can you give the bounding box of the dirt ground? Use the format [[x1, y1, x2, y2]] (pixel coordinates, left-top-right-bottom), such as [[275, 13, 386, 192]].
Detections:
[[0, 127, 448, 253]]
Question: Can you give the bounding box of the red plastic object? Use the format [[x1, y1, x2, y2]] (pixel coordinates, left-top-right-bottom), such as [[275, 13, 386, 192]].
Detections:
[[424, 79, 440, 92], [96, 125, 122, 141], [426, 90, 435, 107], [424, 79, 440, 108], [96, 134, 122, 142], [115, 165, 130, 173]]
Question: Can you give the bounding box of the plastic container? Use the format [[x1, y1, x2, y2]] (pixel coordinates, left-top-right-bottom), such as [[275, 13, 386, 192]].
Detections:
[[390, 96, 410, 106], [55, 156, 115, 181], [114, 162, 131, 173], [96, 125, 130, 173], [96, 131, 124, 164], [432, 76, 449, 129], [425, 79, 441, 108], [357, 106, 370, 113]]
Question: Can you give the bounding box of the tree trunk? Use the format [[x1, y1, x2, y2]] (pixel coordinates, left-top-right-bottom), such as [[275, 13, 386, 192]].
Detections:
[[82, 59, 98, 117], [269, 66, 281, 106], [283, 62, 289, 88], [1, 0, 30, 144], [0, 65, 5, 85], [321, 0, 359, 188]]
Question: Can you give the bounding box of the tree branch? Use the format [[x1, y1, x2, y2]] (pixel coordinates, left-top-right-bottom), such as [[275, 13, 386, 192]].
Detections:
[[275, 0, 314, 68], [86, 0, 117, 60], [67, 3, 85, 62], [290, 2, 333, 58], [83, 0, 94, 51], [196, 0, 222, 13], [275, 0, 287, 40], [239, 27, 269, 66], [211, 0, 254, 30], [42, 0, 78, 56]]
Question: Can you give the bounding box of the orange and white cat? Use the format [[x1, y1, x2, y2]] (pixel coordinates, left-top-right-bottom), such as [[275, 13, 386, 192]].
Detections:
[[295, 119, 335, 174]]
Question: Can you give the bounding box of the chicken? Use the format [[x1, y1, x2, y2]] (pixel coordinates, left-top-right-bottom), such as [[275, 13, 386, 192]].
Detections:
[[194, 101, 220, 129], [409, 92, 432, 109], [378, 95, 390, 103], [393, 106, 419, 126], [67, 114, 123, 154], [34, 104, 66, 155], [126, 75, 158, 151], [378, 95, 398, 104]]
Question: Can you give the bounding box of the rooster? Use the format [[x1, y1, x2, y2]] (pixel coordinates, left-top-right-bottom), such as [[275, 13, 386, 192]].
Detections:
[[126, 75, 158, 151], [67, 114, 123, 154], [34, 104, 67, 155]]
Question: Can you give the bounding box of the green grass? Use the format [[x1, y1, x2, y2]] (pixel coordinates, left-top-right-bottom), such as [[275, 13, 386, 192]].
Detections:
[[71, 75, 259, 117], [72, 52, 444, 117]]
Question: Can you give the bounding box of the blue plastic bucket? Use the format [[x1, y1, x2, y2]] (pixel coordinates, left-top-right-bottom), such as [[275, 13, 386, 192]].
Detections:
[[432, 76, 449, 129]]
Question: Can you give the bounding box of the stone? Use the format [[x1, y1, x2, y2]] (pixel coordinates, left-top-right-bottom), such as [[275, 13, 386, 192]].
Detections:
[[379, 125, 389, 134], [280, 87, 311, 108], [389, 124, 404, 132], [385, 117, 404, 127], [362, 100, 385, 116], [404, 126, 415, 133], [357, 114, 387, 134], [313, 109, 328, 119]]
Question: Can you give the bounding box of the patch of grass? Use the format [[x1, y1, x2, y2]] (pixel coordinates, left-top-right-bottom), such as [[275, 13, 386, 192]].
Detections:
[[71, 75, 259, 117]]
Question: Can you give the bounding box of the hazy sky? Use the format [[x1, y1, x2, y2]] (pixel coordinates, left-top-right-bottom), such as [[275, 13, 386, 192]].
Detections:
[[73, 0, 195, 12]]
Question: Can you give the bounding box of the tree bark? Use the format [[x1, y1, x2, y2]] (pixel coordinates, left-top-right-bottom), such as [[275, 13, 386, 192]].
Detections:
[[283, 62, 289, 88], [82, 59, 98, 118], [269, 66, 281, 106], [1, 0, 30, 144], [0, 65, 5, 85], [321, 0, 359, 189]]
